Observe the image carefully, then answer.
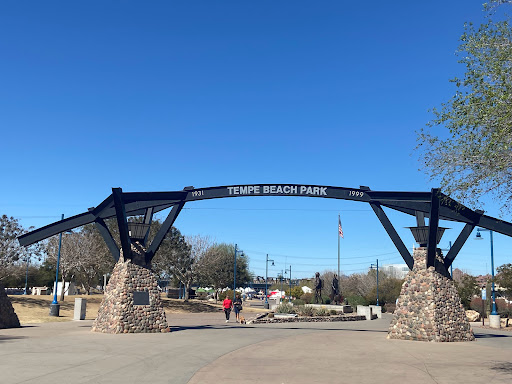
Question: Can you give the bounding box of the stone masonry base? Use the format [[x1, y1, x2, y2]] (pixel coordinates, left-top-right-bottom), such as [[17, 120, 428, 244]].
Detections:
[[0, 284, 21, 329], [92, 246, 169, 334], [388, 248, 474, 342]]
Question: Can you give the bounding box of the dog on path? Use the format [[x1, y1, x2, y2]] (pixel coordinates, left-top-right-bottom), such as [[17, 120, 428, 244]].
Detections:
[[239, 316, 246, 324]]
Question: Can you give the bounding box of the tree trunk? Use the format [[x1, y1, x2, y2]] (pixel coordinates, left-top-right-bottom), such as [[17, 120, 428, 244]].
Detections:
[[183, 282, 190, 302]]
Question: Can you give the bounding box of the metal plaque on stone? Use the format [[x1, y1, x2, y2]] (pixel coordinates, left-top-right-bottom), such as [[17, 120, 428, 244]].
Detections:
[[133, 291, 150, 305]]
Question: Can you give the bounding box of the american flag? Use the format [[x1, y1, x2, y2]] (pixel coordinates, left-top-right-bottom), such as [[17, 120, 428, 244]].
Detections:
[[338, 216, 344, 238]]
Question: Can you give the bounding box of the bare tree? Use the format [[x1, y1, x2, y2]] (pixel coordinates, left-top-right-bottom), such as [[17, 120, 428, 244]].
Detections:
[[46, 230, 113, 299], [1, 215, 43, 282]]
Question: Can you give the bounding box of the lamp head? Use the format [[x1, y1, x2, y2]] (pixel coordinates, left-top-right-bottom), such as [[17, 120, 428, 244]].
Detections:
[[271, 261, 275, 266], [475, 229, 483, 240]]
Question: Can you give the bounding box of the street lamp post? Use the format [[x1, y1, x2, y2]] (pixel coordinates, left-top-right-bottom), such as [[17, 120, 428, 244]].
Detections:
[[265, 254, 274, 309], [24, 255, 29, 295], [475, 228, 498, 316], [280, 270, 283, 295], [234, 244, 244, 301], [288, 265, 291, 302], [370, 259, 379, 306], [50, 214, 64, 317]]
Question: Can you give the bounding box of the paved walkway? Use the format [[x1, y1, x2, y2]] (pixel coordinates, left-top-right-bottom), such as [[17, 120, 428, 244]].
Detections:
[[1, 313, 512, 384]]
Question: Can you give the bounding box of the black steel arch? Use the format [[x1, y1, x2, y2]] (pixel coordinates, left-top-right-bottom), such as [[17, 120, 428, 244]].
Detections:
[[18, 184, 512, 272]]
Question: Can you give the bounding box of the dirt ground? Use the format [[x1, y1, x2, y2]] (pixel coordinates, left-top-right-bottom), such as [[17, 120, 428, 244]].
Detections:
[[8, 295, 263, 325], [8, 295, 222, 324]]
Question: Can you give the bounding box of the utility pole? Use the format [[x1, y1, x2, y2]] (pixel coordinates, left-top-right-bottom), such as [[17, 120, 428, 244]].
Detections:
[[370, 259, 379, 306]]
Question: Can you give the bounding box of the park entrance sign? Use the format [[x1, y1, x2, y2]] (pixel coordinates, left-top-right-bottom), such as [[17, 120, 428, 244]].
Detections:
[[18, 183, 512, 272], [16, 184, 512, 337]]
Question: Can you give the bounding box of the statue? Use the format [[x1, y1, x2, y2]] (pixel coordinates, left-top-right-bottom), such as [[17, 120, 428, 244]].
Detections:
[[314, 272, 323, 304], [331, 274, 342, 305]]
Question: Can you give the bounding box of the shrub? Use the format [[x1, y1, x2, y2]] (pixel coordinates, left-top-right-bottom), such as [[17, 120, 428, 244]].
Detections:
[[330, 310, 337, 315], [218, 290, 234, 301], [300, 293, 313, 304], [287, 286, 305, 300], [383, 303, 395, 313], [295, 305, 314, 317], [196, 291, 208, 300], [275, 302, 295, 314], [496, 298, 512, 318], [324, 297, 331, 305], [470, 297, 485, 312], [314, 308, 330, 316], [292, 299, 305, 306], [346, 295, 368, 307]]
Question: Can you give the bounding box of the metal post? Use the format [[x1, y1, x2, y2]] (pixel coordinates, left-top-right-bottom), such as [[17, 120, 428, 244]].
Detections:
[[233, 244, 237, 301], [265, 254, 274, 309], [338, 214, 340, 281], [265, 254, 269, 307], [50, 214, 64, 317], [476, 228, 498, 317], [370, 259, 379, 306], [280, 270, 283, 295], [490, 230, 497, 315], [24, 256, 29, 295], [289, 265, 292, 303], [376, 259, 379, 306]]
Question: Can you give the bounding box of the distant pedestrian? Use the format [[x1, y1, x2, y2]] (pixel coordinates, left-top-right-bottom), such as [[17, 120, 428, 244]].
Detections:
[[223, 295, 233, 322], [233, 294, 243, 323]]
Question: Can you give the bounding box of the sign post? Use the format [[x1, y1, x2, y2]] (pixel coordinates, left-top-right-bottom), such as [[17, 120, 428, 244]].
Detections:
[[481, 288, 486, 325]]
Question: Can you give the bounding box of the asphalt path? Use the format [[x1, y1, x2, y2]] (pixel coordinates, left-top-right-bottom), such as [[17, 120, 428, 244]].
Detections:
[[1, 313, 512, 384]]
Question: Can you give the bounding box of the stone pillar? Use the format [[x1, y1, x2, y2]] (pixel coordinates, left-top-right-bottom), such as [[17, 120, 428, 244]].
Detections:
[[388, 247, 474, 342], [0, 284, 21, 329], [92, 243, 170, 333]]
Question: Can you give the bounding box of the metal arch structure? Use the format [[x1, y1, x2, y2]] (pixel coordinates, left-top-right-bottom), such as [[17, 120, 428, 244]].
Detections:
[[18, 184, 512, 272]]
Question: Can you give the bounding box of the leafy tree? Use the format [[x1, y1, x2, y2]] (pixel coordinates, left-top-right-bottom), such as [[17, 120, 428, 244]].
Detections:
[[455, 274, 480, 309], [496, 263, 512, 297], [365, 276, 403, 306], [200, 243, 252, 292], [416, 1, 512, 211]]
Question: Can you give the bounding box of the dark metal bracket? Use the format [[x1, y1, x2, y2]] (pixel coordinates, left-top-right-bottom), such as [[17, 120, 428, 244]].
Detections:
[[94, 218, 120, 262], [145, 201, 186, 263], [112, 187, 132, 260], [426, 188, 440, 268], [370, 202, 414, 269]]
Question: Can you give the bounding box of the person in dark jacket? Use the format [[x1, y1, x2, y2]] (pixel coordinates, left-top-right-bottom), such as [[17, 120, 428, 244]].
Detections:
[[233, 294, 243, 323]]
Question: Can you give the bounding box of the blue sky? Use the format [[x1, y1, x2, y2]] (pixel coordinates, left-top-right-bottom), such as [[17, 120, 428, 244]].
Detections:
[[1, 1, 510, 279]]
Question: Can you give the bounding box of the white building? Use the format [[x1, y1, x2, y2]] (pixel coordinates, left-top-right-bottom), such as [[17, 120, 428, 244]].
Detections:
[[380, 264, 410, 279], [53, 281, 78, 296]]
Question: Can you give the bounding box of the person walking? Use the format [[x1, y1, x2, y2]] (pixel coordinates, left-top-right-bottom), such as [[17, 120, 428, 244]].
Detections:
[[233, 294, 243, 323], [223, 295, 233, 322]]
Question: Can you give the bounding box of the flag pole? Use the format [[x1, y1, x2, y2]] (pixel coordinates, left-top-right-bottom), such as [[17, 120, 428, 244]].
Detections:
[[338, 214, 340, 279]]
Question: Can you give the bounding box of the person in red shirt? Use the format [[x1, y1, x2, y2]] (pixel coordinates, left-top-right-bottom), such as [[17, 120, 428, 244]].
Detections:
[[223, 296, 233, 322]]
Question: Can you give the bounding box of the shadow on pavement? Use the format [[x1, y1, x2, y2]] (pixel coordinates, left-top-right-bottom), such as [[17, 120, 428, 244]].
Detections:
[[170, 324, 388, 333], [474, 333, 512, 338], [492, 362, 512, 373], [0, 335, 26, 342]]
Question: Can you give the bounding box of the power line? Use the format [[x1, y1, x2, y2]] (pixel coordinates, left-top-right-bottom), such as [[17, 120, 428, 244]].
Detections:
[[244, 249, 399, 261], [183, 207, 371, 212], [251, 255, 401, 268]]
